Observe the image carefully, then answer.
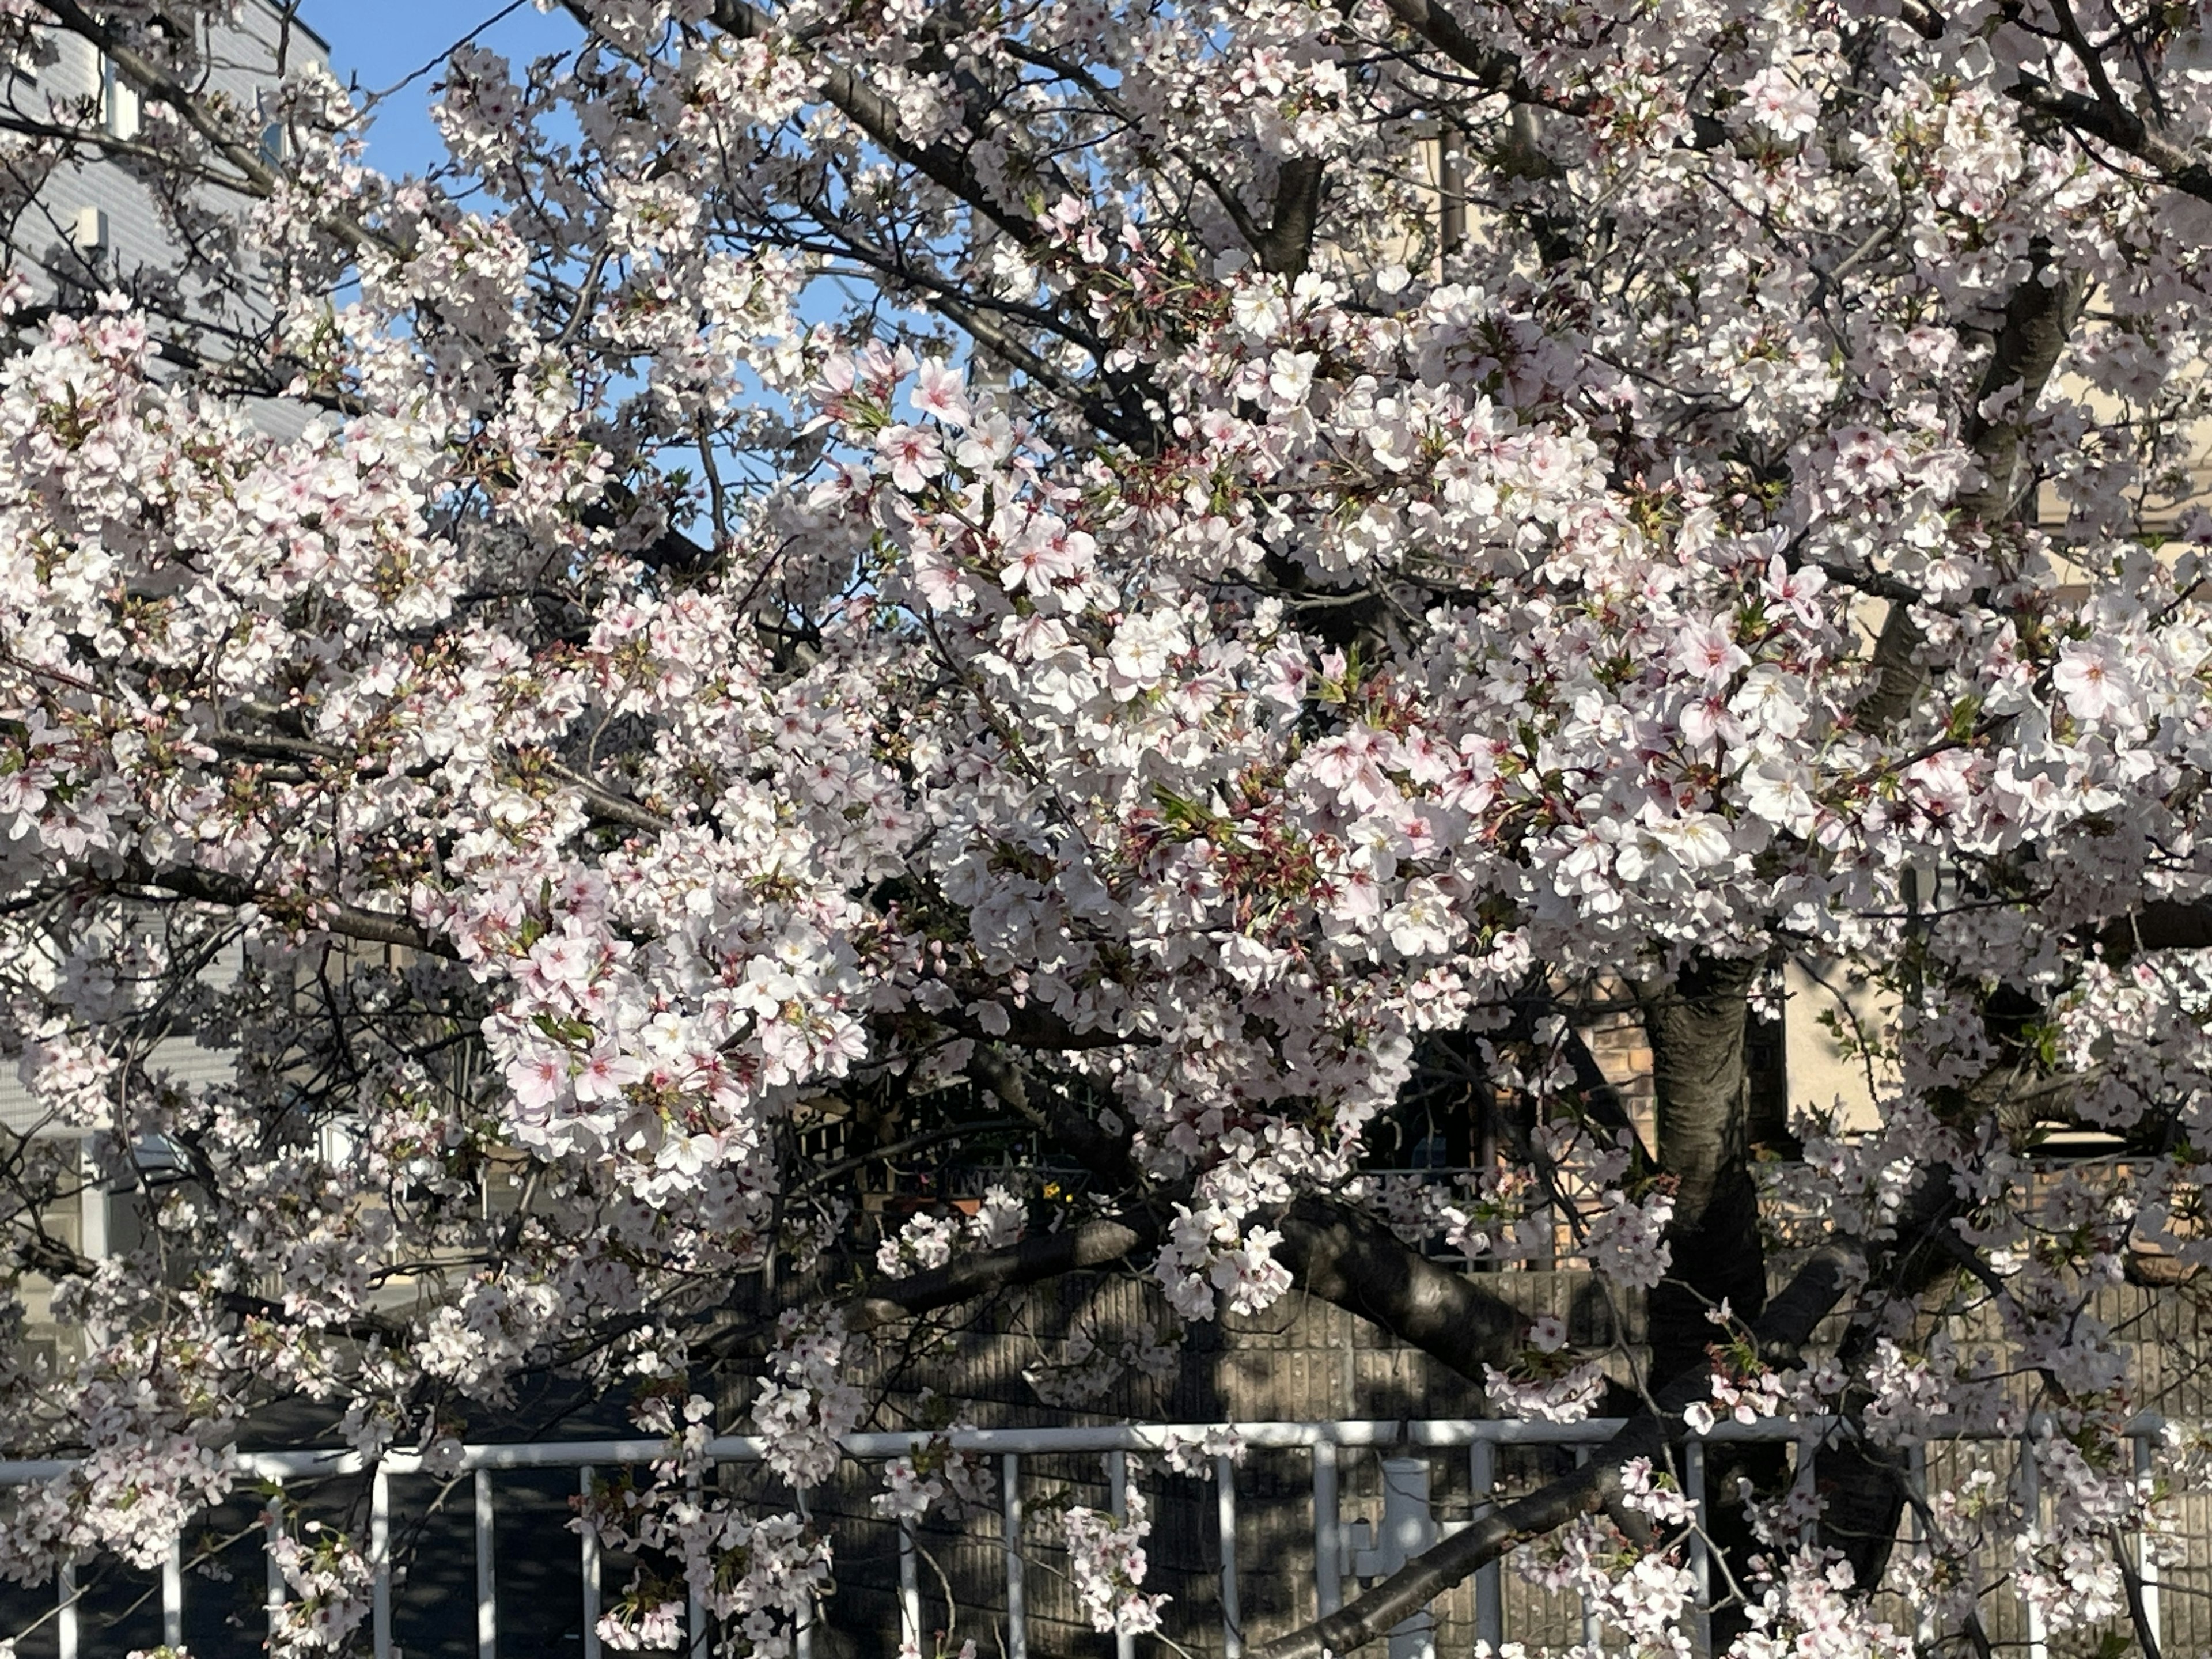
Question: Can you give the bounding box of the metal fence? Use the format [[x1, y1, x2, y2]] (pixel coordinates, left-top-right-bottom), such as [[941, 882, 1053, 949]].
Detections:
[[0, 1415, 2181, 1659]]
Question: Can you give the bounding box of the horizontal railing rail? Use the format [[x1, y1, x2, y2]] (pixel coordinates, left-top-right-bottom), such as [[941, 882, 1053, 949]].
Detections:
[[0, 1414, 2182, 1659]]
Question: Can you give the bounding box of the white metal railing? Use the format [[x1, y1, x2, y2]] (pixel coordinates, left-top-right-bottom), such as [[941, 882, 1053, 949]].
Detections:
[[0, 1415, 2180, 1659]]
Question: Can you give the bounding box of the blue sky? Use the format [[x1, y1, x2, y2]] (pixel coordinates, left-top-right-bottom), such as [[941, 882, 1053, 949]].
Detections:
[[302, 1, 581, 177]]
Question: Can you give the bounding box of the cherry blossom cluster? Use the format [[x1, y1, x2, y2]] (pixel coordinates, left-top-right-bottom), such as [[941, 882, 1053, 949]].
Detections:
[[1061, 1478, 1169, 1638], [1, 0, 2210, 1649]]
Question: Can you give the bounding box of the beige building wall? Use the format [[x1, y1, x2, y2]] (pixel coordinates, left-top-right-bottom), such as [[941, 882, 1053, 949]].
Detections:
[[1782, 958, 1899, 1134]]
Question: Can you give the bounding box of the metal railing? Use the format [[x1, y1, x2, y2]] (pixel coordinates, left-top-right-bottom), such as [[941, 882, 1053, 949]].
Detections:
[[0, 1415, 2179, 1659]]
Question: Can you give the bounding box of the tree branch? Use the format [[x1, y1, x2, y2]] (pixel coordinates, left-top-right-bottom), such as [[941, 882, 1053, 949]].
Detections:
[[696, 0, 1037, 244], [115, 862, 449, 957], [1858, 244, 2082, 734], [2092, 897, 2212, 960], [1256, 157, 1324, 276], [1274, 1194, 1527, 1380], [1639, 957, 1764, 1383], [841, 1215, 1154, 1333]]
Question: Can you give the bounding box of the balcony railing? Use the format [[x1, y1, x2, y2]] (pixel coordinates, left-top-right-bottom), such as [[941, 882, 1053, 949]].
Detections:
[[0, 1414, 2183, 1659]]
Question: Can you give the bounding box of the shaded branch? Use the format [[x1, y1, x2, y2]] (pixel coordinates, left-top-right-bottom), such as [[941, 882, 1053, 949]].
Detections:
[[1273, 1193, 1527, 1380], [2092, 897, 2212, 960], [841, 1216, 1154, 1333], [114, 862, 449, 957], [1256, 157, 1325, 276]]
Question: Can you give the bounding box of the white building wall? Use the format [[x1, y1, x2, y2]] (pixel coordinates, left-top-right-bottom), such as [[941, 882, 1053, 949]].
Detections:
[[1, 8, 327, 1315], [9, 3, 327, 313]]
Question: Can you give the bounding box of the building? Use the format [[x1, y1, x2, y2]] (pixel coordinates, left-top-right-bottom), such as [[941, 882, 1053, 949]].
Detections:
[[0, 0, 326, 1354]]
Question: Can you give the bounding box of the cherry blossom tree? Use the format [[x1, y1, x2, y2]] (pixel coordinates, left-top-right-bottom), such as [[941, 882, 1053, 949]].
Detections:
[[2, 0, 2211, 1653]]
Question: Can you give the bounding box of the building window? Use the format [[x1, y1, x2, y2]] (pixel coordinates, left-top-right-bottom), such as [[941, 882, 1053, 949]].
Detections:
[[99, 54, 140, 141], [256, 90, 285, 166]]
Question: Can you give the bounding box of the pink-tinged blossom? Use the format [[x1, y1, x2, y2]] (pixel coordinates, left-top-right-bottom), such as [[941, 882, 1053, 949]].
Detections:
[[596, 1601, 684, 1652], [1739, 67, 1821, 137], [1762, 554, 1827, 627], [1000, 518, 1094, 594], [1483, 1358, 1607, 1422], [506, 1047, 572, 1123], [1304, 725, 1400, 810], [874, 423, 943, 491], [2053, 641, 2138, 725], [572, 1043, 645, 1105], [909, 357, 970, 426], [1674, 622, 1751, 687], [1584, 1189, 1675, 1289], [1063, 1484, 1169, 1636]]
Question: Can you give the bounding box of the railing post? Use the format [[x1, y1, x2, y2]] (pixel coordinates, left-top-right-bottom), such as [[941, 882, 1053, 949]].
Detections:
[[1470, 1436, 1501, 1650], [1106, 1451, 1134, 1659], [164, 1536, 184, 1650], [1685, 1438, 1711, 1659], [581, 1465, 602, 1659], [2021, 1434, 2046, 1659], [266, 1483, 287, 1645], [57, 1555, 77, 1659], [2134, 1432, 2162, 1653], [1573, 1446, 1599, 1651], [688, 1467, 707, 1659], [795, 1484, 814, 1659], [899, 1516, 921, 1655], [1312, 1440, 1342, 1620], [476, 1466, 498, 1659], [1003, 1453, 1027, 1659], [1217, 1453, 1242, 1659], [1350, 1456, 1437, 1659], [372, 1461, 392, 1659], [1906, 1441, 1935, 1650]]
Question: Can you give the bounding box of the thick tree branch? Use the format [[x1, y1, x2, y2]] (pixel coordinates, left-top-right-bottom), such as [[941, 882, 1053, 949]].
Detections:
[[1859, 246, 2082, 734], [2008, 74, 2212, 205], [697, 0, 1038, 246], [842, 1216, 1154, 1332], [1273, 1194, 1527, 1379], [112, 862, 449, 956], [1368, 0, 1564, 105], [1256, 157, 1324, 276], [2092, 897, 2212, 960]]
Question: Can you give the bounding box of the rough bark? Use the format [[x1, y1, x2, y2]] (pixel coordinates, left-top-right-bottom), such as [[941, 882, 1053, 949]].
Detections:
[[1274, 1194, 1527, 1380], [1256, 157, 1325, 276], [1638, 956, 1790, 1643], [1639, 957, 1766, 1384]]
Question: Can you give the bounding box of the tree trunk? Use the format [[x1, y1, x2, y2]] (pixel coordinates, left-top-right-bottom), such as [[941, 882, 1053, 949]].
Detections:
[[1639, 957, 1766, 1381], [1639, 956, 1785, 1645]]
